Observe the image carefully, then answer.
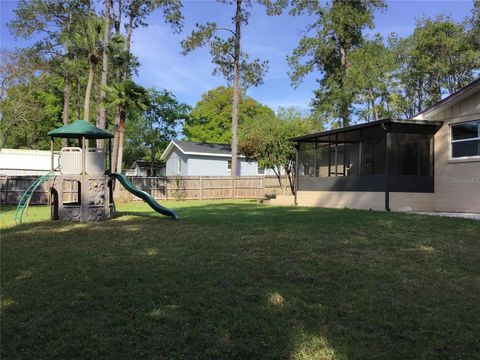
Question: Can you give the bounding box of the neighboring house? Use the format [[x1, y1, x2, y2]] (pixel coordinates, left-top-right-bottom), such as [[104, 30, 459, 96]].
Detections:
[[124, 160, 165, 177], [0, 148, 61, 176], [160, 140, 273, 177], [285, 78, 480, 213]]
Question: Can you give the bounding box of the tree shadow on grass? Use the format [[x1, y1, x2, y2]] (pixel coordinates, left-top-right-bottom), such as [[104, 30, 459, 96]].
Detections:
[[1, 203, 480, 359]]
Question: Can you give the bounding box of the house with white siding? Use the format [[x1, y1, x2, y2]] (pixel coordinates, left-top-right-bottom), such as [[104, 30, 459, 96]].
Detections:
[[160, 140, 274, 177]]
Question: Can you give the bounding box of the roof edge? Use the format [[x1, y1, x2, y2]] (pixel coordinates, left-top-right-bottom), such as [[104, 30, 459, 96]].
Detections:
[[160, 141, 181, 161], [160, 140, 247, 160], [413, 78, 480, 120], [290, 118, 443, 142]]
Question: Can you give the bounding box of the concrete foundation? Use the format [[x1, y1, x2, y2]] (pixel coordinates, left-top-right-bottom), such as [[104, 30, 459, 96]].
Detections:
[[270, 191, 436, 212]]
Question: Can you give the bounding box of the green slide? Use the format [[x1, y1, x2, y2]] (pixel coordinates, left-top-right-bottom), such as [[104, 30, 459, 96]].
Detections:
[[110, 173, 178, 219]]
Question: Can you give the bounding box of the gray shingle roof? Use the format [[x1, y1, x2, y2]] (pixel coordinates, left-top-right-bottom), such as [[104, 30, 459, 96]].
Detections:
[[160, 140, 246, 160], [173, 140, 234, 156]]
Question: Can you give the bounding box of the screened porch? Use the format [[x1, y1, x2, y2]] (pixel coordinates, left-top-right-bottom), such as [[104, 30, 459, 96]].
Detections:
[[292, 119, 443, 195]]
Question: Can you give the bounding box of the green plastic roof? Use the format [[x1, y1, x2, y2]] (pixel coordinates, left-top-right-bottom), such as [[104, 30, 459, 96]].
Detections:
[[48, 119, 114, 139]]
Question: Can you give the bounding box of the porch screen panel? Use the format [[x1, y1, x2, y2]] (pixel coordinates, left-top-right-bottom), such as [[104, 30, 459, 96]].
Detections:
[[390, 133, 433, 176], [331, 144, 345, 176], [362, 126, 385, 175], [298, 142, 316, 176], [345, 143, 360, 176], [316, 144, 329, 177]]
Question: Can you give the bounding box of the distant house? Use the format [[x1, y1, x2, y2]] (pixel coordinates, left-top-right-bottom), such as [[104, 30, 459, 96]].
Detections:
[[0, 148, 60, 176], [124, 160, 165, 177], [160, 140, 273, 177]]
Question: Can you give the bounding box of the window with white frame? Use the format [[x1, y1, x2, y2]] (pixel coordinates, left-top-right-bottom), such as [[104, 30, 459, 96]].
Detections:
[[227, 160, 232, 171], [451, 120, 480, 159], [177, 158, 182, 174], [257, 165, 265, 175]]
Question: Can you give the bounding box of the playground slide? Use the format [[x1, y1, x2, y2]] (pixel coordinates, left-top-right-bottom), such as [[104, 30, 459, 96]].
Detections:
[[110, 173, 178, 219]]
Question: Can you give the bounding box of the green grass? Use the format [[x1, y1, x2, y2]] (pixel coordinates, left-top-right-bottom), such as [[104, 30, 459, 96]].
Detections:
[[1, 201, 479, 359]]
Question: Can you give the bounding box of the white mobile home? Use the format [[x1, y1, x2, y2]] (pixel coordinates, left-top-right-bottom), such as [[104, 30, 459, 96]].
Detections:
[[0, 148, 61, 176]]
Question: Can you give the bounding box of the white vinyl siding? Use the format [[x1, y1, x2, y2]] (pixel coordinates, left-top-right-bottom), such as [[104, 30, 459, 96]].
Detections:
[[165, 147, 188, 176]]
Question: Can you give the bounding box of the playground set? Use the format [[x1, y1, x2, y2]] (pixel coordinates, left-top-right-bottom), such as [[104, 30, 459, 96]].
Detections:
[[15, 120, 177, 224]]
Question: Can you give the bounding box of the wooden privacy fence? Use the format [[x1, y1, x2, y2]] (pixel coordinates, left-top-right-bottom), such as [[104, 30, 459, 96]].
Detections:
[[117, 176, 290, 201], [0, 175, 290, 205], [1, 176, 51, 206], [0, 176, 80, 206]]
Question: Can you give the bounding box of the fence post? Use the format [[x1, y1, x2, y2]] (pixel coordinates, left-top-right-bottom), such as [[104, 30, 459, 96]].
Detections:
[[199, 176, 203, 201], [162, 177, 167, 200], [262, 176, 265, 198]]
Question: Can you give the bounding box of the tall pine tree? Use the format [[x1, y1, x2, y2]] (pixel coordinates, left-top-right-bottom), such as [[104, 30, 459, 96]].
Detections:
[[288, 0, 386, 127]]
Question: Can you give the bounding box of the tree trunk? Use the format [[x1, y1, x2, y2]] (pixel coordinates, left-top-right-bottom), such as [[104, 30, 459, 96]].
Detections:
[[84, 60, 96, 123], [230, 0, 242, 180], [114, 0, 122, 33], [339, 45, 347, 69], [111, 0, 122, 170], [286, 165, 295, 195], [116, 107, 126, 173], [96, 0, 111, 149], [113, 15, 133, 173], [339, 43, 350, 127], [150, 151, 155, 176], [62, 77, 70, 147], [124, 16, 133, 81], [75, 72, 80, 119], [273, 166, 283, 188], [111, 110, 121, 172], [62, 10, 73, 148], [372, 100, 378, 122], [368, 88, 378, 122], [417, 79, 424, 115]]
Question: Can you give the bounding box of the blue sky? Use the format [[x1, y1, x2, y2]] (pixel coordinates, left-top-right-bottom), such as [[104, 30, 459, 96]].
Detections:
[[0, 0, 475, 112]]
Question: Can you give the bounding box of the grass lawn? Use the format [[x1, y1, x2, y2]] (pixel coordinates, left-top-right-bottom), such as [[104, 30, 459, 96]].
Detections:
[[1, 201, 479, 359]]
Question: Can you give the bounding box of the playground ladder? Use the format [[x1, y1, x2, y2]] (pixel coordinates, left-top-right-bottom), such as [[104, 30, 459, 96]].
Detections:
[[14, 171, 55, 224]]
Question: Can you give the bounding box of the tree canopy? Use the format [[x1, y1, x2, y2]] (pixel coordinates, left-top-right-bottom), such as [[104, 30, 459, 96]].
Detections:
[[288, 0, 386, 127], [389, 15, 479, 118], [183, 86, 274, 143], [345, 34, 395, 122], [239, 107, 321, 193], [124, 89, 190, 168]]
